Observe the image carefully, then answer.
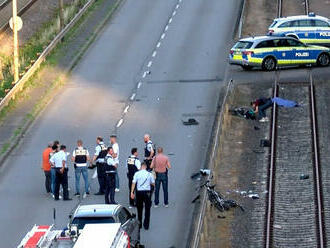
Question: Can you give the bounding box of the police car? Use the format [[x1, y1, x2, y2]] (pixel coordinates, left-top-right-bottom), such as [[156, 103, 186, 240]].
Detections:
[[268, 13, 330, 46], [229, 36, 330, 71]]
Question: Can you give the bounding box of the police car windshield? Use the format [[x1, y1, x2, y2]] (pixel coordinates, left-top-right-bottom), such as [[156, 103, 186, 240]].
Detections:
[[233, 41, 253, 49], [269, 21, 277, 28], [71, 217, 115, 229]]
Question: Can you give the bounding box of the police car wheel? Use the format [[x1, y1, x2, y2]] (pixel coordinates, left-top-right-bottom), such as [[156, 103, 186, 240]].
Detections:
[[317, 53, 330, 67], [262, 57, 277, 71]]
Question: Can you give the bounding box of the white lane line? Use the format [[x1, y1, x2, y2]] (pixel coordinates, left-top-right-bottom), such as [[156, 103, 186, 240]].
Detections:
[[169, 18, 172, 24], [152, 51, 157, 57], [172, 11, 176, 16], [161, 33, 166, 39], [165, 25, 169, 31], [137, 82, 142, 88], [143, 71, 147, 78], [130, 93, 136, 100], [178, 0, 181, 4], [157, 42, 161, 48], [116, 119, 123, 128], [124, 105, 130, 113], [176, 4, 180, 9], [147, 61, 153, 67]]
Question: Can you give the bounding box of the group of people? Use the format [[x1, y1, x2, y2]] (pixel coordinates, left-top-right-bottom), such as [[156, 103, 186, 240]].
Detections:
[[41, 134, 172, 230]]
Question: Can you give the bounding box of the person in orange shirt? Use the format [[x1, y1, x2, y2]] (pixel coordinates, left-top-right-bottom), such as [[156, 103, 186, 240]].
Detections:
[[42, 142, 53, 194]]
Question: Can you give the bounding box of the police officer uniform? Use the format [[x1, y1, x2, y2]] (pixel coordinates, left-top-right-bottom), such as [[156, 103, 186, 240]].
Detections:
[[73, 146, 89, 195], [104, 154, 118, 204], [133, 168, 155, 230], [127, 155, 141, 207], [144, 140, 154, 171], [95, 142, 107, 194]]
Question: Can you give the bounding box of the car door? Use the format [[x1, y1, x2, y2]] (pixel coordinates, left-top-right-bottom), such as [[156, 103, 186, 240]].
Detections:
[[272, 39, 294, 65], [296, 19, 315, 42], [286, 38, 315, 64], [118, 207, 140, 246], [314, 19, 330, 44]]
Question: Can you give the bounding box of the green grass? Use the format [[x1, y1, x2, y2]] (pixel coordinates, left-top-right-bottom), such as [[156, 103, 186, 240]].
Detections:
[[0, 0, 89, 99]]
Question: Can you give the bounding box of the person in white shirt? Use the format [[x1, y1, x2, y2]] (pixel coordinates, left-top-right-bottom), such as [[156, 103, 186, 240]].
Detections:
[[130, 162, 155, 230], [110, 135, 120, 192], [127, 148, 141, 208], [50, 145, 71, 201], [104, 147, 118, 204], [72, 140, 90, 198]]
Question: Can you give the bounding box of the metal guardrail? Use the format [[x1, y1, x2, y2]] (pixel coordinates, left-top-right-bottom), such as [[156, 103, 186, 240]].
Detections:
[[0, 0, 96, 112], [189, 79, 234, 248]]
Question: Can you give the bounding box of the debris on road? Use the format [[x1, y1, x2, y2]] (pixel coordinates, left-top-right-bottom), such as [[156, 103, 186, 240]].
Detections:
[[182, 118, 199, 125], [300, 174, 309, 180]]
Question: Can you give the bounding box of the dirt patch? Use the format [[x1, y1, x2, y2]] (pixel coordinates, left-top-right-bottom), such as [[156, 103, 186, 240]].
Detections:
[[242, 0, 277, 37], [199, 82, 272, 248]]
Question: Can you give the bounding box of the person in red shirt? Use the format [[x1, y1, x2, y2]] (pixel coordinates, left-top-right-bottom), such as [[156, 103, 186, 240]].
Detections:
[[42, 142, 53, 194], [150, 147, 171, 207]]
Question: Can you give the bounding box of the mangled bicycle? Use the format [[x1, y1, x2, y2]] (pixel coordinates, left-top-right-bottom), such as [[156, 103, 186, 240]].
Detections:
[[198, 180, 244, 212]]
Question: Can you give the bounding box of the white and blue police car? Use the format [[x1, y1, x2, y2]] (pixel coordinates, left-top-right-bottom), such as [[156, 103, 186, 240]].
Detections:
[[229, 36, 330, 71], [268, 13, 330, 46]]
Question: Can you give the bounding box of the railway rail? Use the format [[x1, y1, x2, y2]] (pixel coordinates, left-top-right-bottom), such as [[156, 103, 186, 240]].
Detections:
[[0, 0, 39, 34], [264, 71, 326, 248], [277, 0, 310, 18]]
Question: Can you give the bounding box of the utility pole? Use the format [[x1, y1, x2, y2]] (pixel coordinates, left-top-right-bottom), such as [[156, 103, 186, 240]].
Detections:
[[59, 0, 64, 31], [12, 0, 19, 83]]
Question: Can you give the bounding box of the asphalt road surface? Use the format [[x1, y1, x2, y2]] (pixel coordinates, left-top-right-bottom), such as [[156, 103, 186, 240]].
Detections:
[[0, 0, 242, 247]]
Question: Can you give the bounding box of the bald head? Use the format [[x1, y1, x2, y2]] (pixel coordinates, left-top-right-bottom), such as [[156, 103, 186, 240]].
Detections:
[[144, 134, 150, 143]]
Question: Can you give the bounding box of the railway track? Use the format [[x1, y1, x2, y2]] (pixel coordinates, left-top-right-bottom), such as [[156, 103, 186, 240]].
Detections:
[[264, 72, 326, 248], [0, 0, 39, 34], [277, 0, 310, 18]]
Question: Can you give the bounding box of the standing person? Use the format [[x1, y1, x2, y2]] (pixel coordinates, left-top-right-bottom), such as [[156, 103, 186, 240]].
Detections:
[[130, 162, 155, 230], [72, 140, 90, 198], [41, 142, 53, 194], [50, 141, 60, 198], [104, 147, 118, 204], [110, 135, 120, 192], [127, 148, 141, 208], [143, 134, 154, 171], [50, 145, 72, 201], [92, 136, 107, 195], [151, 147, 171, 207]]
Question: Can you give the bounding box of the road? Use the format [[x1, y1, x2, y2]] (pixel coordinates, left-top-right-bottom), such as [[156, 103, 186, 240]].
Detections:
[[0, 0, 242, 247]]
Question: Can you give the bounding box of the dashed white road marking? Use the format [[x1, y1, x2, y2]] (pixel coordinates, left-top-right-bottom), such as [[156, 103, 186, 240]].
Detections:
[[130, 93, 136, 101], [157, 42, 161, 48], [116, 119, 123, 128], [165, 25, 169, 31], [169, 18, 172, 24], [137, 82, 142, 88], [161, 33, 166, 39], [152, 51, 157, 57], [124, 105, 130, 113], [172, 11, 176, 16], [147, 61, 153, 67], [176, 4, 180, 9]]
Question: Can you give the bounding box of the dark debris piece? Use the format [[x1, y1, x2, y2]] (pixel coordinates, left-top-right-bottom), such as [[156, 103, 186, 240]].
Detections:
[[182, 118, 199, 125], [260, 139, 271, 147], [300, 174, 309, 180]]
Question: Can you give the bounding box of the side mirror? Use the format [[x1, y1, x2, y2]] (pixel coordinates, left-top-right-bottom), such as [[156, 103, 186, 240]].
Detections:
[[131, 213, 136, 218]]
